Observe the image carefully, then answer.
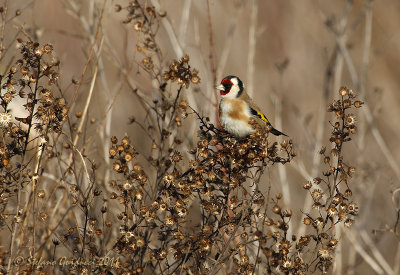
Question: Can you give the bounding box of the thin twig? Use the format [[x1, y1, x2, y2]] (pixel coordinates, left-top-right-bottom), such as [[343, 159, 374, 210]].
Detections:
[[68, 63, 99, 165], [59, 0, 107, 136], [246, 0, 258, 97], [359, 230, 394, 275], [206, 0, 216, 88], [345, 230, 384, 275], [178, 0, 192, 47]]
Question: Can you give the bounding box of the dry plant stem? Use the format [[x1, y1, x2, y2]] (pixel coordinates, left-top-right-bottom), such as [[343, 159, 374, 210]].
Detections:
[[357, 0, 372, 153], [215, 6, 241, 82], [205, 0, 221, 123], [392, 188, 400, 236], [0, 0, 8, 56], [206, 0, 216, 89], [73, 146, 94, 255], [359, 230, 394, 275], [151, 0, 182, 57], [179, 0, 192, 46], [394, 243, 400, 275], [253, 185, 272, 275], [272, 93, 290, 207], [7, 52, 43, 274], [246, 0, 257, 97], [347, 245, 357, 275], [334, 15, 400, 182], [63, 0, 121, 196], [66, 0, 113, 187], [58, 0, 106, 138], [37, 188, 69, 251], [345, 230, 385, 275], [342, 46, 400, 179], [333, 226, 342, 275], [68, 64, 99, 166], [297, 0, 351, 238], [151, 0, 199, 112], [209, 216, 244, 275], [296, 49, 338, 238], [30, 138, 46, 262], [22, 59, 41, 157]]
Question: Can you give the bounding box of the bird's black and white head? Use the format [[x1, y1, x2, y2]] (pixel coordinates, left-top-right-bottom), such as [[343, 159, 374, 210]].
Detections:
[[216, 75, 244, 99]]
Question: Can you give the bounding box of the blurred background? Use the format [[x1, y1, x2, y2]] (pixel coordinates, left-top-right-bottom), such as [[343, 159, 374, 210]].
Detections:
[[1, 0, 400, 274]]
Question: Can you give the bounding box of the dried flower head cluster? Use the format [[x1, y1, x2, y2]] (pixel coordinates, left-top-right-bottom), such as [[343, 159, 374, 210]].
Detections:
[[117, 0, 165, 75], [0, 1, 368, 274], [164, 55, 200, 88], [293, 87, 362, 273], [0, 40, 66, 208], [216, 87, 362, 274], [109, 105, 295, 273], [4, 41, 66, 134]]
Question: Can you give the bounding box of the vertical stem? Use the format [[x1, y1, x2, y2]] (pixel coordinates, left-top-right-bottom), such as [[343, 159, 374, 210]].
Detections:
[[247, 0, 257, 97], [206, 0, 217, 94]]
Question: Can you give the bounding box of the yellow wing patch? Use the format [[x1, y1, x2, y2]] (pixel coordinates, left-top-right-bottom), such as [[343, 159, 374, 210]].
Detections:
[[257, 111, 269, 124], [250, 107, 269, 124]]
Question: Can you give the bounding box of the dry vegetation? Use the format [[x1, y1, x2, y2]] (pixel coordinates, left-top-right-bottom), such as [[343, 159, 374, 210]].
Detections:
[[0, 0, 399, 274]]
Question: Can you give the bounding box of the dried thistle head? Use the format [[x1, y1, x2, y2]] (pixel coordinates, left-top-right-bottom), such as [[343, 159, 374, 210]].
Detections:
[[164, 55, 200, 88]]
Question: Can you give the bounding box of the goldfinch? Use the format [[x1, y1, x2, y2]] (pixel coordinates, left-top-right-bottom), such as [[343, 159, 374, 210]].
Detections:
[[217, 75, 287, 138]]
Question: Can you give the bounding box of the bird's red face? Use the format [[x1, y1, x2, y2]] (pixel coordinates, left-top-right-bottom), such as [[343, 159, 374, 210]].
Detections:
[[216, 75, 243, 98], [216, 78, 233, 95]]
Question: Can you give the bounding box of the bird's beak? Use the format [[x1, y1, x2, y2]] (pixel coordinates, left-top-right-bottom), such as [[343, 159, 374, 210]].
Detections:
[[216, 84, 225, 91]]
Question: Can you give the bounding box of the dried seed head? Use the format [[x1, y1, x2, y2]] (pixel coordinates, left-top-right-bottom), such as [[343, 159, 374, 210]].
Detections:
[[191, 75, 200, 84], [313, 177, 322, 185], [272, 205, 281, 214], [345, 114, 356, 127], [354, 100, 364, 108], [338, 211, 347, 220], [34, 47, 43, 57], [348, 166, 355, 173], [303, 181, 312, 189], [43, 44, 53, 54], [122, 136, 130, 146], [328, 207, 337, 216], [303, 218, 312, 225], [113, 162, 121, 172], [133, 21, 142, 31], [339, 87, 348, 97], [332, 194, 343, 205], [344, 219, 353, 227], [125, 153, 133, 162], [345, 188, 353, 197], [311, 189, 322, 201], [181, 55, 190, 63], [328, 239, 338, 249], [347, 202, 359, 215], [318, 249, 331, 259], [37, 190, 45, 198]]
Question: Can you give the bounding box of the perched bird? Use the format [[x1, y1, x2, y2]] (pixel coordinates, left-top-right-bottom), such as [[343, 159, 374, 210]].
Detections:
[[217, 75, 287, 138]]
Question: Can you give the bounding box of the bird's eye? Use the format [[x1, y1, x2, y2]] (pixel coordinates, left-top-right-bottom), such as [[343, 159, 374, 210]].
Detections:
[[223, 84, 232, 90]]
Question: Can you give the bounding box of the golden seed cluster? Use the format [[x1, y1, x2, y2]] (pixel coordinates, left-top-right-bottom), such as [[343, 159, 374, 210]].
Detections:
[[164, 55, 200, 88]]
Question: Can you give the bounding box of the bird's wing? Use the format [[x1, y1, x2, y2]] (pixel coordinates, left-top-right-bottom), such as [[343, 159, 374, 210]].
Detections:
[[248, 104, 271, 125], [246, 95, 288, 137], [239, 90, 271, 124]]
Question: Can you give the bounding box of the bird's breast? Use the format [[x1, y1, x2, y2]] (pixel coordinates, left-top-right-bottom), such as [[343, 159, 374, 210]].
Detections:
[[219, 98, 255, 138]]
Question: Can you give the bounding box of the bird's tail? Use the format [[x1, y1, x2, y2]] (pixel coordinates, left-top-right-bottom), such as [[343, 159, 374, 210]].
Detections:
[[270, 127, 288, 137]]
